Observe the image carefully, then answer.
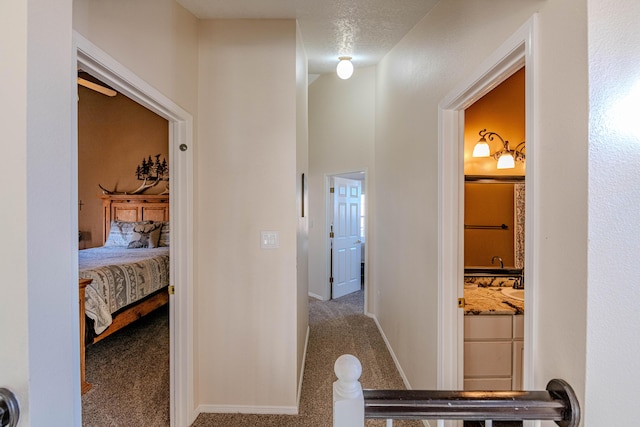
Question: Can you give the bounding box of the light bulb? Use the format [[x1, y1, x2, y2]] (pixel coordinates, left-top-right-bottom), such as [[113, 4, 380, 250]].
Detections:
[[336, 57, 354, 80], [472, 140, 490, 157], [497, 152, 515, 169]]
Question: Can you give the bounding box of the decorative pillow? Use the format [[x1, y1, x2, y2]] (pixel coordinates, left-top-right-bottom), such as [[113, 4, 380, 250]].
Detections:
[[127, 223, 163, 249], [104, 221, 150, 247], [158, 221, 170, 247]]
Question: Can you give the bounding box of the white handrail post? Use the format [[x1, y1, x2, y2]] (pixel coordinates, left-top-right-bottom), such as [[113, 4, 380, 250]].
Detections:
[[333, 354, 364, 427]]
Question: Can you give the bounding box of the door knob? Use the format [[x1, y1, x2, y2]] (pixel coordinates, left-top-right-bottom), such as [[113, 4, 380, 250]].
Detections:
[[354, 240, 362, 244], [0, 388, 20, 427]]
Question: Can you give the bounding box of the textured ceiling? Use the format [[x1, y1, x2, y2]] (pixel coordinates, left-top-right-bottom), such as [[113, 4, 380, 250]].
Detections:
[[175, 0, 439, 75]]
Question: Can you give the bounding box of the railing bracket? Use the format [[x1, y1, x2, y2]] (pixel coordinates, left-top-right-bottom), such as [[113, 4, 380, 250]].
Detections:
[[546, 378, 581, 427], [0, 388, 20, 427]]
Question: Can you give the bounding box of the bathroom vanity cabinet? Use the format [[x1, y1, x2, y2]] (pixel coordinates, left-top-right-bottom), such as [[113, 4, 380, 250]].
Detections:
[[464, 314, 524, 391]]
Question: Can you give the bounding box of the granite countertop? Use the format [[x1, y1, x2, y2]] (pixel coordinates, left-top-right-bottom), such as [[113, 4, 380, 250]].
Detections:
[[464, 285, 524, 315]]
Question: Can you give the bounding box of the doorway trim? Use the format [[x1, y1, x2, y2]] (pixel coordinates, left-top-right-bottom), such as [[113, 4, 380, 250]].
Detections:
[[74, 32, 194, 427], [437, 14, 538, 422]]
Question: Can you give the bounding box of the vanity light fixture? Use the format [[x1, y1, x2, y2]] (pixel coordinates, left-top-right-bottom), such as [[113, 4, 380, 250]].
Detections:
[[472, 128, 526, 169], [336, 56, 354, 80]]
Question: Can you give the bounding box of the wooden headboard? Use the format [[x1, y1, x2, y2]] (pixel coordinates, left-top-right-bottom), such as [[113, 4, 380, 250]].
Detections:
[[101, 194, 169, 244]]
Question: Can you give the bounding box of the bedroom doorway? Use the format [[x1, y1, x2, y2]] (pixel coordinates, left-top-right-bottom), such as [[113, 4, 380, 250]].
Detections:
[[77, 71, 171, 423], [326, 171, 367, 302], [75, 32, 194, 427]]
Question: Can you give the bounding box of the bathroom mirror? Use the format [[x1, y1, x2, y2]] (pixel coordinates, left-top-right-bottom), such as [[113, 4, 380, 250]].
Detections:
[[464, 176, 525, 269]]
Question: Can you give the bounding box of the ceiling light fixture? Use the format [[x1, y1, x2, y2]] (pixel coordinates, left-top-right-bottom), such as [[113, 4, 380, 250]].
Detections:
[[472, 129, 525, 169], [336, 56, 354, 80]]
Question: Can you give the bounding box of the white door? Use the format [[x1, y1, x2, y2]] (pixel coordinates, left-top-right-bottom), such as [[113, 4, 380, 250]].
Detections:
[[332, 177, 362, 299]]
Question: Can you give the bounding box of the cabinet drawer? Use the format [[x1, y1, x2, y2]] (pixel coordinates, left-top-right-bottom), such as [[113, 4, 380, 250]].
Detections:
[[464, 378, 513, 391], [464, 342, 512, 376], [513, 315, 524, 339], [464, 315, 512, 340]]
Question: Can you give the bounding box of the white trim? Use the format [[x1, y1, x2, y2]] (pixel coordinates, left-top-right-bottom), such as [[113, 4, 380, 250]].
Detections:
[[324, 169, 369, 304], [437, 15, 538, 427], [196, 404, 299, 416], [74, 31, 195, 427], [297, 326, 310, 410], [308, 291, 325, 300], [367, 313, 411, 389], [367, 313, 432, 427], [324, 174, 333, 300]]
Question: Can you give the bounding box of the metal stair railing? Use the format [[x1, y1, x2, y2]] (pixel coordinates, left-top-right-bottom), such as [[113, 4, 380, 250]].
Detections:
[[333, 354, 580, 427]]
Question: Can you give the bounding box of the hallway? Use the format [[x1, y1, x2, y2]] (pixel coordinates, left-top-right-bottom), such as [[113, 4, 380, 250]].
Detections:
[[191, 290, 421, 426], [83, 291, 419, 426]]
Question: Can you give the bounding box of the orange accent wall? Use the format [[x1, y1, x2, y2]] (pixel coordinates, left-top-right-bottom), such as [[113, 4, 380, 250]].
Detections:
[[78, 85, 168, 248], [464, 68, 524, 267], [464, 183, 515, 267], [464, 68, 525, 177]]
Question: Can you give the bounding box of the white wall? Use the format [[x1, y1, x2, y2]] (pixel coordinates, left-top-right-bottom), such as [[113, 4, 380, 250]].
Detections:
[[196, 19, 301, 412], [73, 0, 199, 113], [295, 23, 310, 393], [586, 0, 640, 423], [74, 3, 305, 416], [529, 0, 589, 408], [308, 67, 376, 300], [0, 0, 32, 424], [373, 0, 548, 390], [0, 0, 77, 425]]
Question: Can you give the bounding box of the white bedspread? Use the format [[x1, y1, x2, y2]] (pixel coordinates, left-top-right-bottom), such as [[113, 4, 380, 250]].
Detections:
[[79, 246, 170, 335]]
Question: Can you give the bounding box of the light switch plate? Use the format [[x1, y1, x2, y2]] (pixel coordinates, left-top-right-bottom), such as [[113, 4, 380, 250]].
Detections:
[[260, 231, 279, 249]]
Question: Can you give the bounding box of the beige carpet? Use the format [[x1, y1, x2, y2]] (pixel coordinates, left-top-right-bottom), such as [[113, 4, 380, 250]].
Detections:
[[82, 290, 421, 426]]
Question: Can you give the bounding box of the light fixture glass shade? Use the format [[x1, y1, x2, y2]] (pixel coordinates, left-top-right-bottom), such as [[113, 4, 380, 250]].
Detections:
[[496, 152, 515, 169], [336, 57, 354, 79], [472, 140, 490, 157]]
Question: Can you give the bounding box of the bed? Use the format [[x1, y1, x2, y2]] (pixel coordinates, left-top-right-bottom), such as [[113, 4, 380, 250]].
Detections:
[[79, 194, 170, 393]]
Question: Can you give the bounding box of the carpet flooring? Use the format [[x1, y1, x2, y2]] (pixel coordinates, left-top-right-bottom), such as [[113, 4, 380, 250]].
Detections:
[[82, 291, 432, 426], [82, 304, 170, 426]]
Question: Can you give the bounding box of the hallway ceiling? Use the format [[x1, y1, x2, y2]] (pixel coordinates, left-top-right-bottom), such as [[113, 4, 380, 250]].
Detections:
[[175, 0, 439, 75]]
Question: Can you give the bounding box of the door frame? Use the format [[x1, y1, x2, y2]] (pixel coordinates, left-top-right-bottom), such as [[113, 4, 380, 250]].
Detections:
[[437, 15, 538, 426], [74, 32, 194, 427], [324, 170, 368, 307], [329, 175, 364, 300]]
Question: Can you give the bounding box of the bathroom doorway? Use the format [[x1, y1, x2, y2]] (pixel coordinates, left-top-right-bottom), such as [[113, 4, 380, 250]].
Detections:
[[462, 68, 526, 392], [437, 19, 537, 416]]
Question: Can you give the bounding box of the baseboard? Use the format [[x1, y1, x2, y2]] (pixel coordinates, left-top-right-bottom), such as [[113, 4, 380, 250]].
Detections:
[[366, 313, 435, 427], [308, 291, 324, 300], [366, 312, 412, 390], [193, 328, 308, 421], [196, 404, 299, 415], [297, 326, 310, 409], [190, 407, 200, 426]]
